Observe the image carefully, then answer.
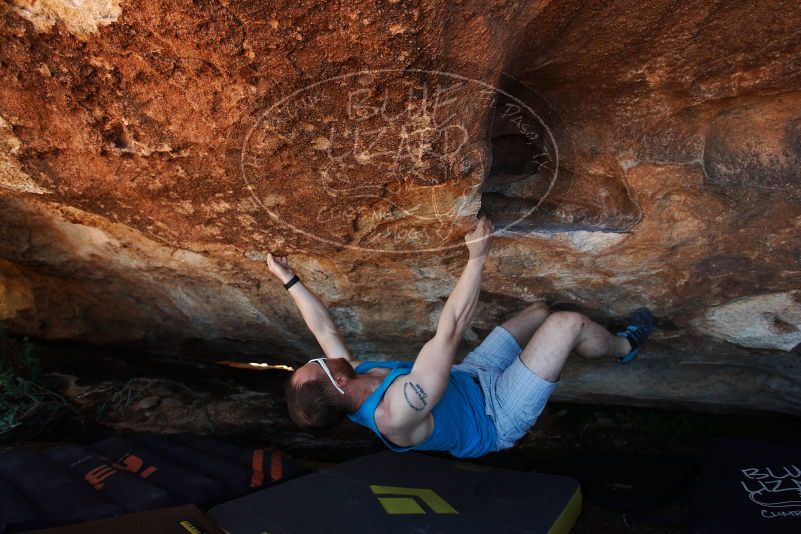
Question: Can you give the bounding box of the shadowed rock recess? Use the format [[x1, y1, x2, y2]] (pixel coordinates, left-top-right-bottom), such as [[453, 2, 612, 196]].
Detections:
[[1, 1, 800, 413]]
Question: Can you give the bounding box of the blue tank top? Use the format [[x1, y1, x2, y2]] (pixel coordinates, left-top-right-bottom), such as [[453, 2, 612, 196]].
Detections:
[[347, 360, 498, 458]]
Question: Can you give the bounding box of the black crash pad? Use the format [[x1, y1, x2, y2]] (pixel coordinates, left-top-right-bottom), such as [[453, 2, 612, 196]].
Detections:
[[128, 434, 253, 495], [0, 434, 306, 533], [0, 450, 122, 527], [91, 437, 224, 506], [171, 433, 307, 486], [45, 444, 178, 513], [209, 451, 582, 534], [0, 475, 42, 532], [692, 439, 801, 534], [22, 505, 225, 534], [541, 453, 698, 510]]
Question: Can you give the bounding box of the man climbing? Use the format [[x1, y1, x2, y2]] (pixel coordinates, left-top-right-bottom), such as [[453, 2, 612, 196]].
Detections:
[[267, 215, 654, 458]]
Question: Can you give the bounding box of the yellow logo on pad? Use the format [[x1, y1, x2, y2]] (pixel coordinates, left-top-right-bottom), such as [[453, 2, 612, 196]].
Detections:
[[370, 485, 458, 515]]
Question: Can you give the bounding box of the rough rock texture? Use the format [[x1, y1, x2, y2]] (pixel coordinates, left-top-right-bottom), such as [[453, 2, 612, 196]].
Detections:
[[692, 291, 801, 351], [1, 0, 800, 412]]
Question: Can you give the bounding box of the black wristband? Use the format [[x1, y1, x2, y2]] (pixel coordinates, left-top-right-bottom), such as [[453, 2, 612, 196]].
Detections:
[[283, 275, 300, 290]]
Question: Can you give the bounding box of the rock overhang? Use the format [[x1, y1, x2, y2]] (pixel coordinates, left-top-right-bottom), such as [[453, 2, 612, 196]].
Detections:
[[0, 0, 800, 412]]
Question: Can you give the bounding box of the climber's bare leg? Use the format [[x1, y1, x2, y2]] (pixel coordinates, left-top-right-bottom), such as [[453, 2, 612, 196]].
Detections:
[[499, 302, 551, 348], [519, 311, 631, 382]]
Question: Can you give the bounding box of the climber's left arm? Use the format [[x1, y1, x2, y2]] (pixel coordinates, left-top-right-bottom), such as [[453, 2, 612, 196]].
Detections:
[[266, 253, 354, 361]]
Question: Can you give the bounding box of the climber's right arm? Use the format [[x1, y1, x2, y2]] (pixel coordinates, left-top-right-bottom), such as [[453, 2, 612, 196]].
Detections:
[[385, 216, 493, 427]]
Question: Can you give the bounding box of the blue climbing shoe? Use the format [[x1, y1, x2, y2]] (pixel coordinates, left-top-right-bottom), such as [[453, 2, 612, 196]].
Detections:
[[616, 307, 654, 364]]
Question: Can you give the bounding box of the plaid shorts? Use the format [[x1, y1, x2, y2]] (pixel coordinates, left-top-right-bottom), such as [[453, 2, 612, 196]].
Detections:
[[453, 325, 558, 450]]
